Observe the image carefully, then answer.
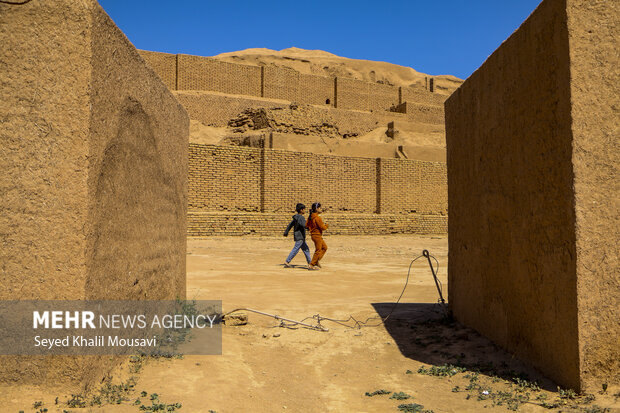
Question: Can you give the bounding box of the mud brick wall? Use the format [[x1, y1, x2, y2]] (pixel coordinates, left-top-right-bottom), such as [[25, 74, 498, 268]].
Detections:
[[188, 144, 261, 211], [263, 150, 377, 213], [445, 0, 618, 392], [188, 212, 447, 236], [368, 82, 399, 112], [379, 159, 447, 215], [140, 50, 447, 114], [400, 85, 446, 106], [175, 91, 444, 136], [1, 0, 188, 387], [263, 66, 300, 101], [188, 144, 448, 234], [336, 77, 370, 110], [139, 50, 177, 90], [177, 54, 262, 96], [174, 91, 288, 127], [299, 73, 334, 105]]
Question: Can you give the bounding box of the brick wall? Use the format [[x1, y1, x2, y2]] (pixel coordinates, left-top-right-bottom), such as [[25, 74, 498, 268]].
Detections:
[[188, 212, 447, 236], [263, 66, 299, 101], [174, 91, 444, 132], [188, 143, 447, 235], [139, 50, 177, 90], [177, 54, 262, 96], [400, 85, 446, 106], [188, 144, 261, 211], [299, 73, 334, 105], [378, 158, 447, 214], [368, 82, 399, 112], [139, 50, 444, 114], [263, 150, 377, 213], [336, 77, 370, 110]]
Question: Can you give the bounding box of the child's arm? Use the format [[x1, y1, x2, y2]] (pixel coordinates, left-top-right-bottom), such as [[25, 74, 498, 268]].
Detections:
[[317, 216, 329, 231], [283, 219, 294, 236]]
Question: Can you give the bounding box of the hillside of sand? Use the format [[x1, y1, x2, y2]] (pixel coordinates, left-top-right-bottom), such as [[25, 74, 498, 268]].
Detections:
[[214, 47, 463, 95], [177, 47, 462, 161]]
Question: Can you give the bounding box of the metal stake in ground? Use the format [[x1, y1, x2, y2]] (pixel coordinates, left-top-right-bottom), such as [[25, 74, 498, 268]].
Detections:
[[423, 249, 446, 305]]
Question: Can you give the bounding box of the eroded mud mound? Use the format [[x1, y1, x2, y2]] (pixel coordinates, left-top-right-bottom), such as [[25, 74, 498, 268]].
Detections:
[[228, 104, 349, 138]]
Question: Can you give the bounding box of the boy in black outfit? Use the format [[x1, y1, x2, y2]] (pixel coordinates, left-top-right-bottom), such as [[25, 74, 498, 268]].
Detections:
[[283, 203, 311, 268]]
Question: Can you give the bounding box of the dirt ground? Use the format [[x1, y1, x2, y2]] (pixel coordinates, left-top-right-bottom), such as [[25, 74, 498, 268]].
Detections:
[[2, 235, 619, 412]]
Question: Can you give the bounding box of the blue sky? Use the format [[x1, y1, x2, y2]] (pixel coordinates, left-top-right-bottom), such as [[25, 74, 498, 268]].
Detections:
[[99, 0, 542, 80]]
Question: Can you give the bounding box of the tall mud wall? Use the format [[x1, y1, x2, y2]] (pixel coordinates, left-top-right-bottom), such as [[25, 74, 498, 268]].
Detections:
[[445, 0, 618, 391]]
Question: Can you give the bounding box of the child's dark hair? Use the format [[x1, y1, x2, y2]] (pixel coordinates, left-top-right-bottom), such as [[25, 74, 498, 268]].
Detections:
[[295, 203, 306, 213], [309, 202, 321, 218]]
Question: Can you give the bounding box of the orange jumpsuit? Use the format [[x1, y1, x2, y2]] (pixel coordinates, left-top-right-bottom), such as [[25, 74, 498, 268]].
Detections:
[[306, 212, 328, 266]]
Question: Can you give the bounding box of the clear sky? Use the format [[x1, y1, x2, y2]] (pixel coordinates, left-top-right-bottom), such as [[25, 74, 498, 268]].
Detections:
[[98, 0, 543, 80]]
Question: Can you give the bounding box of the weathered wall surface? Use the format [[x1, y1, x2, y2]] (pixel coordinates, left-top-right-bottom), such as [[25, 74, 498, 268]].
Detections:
[[299, 73, 334, 105], [400, 85, 445, 107], [263, 150, 377, 213], [174, 91, 444, 134], [0, 0, 188, 387], [188, 143, 447, 235], [566, 0, 620, 391], [188, 144, 261, 212], [139, 50, 177, 91], [140, 50, 443, 115], [263, 66, 299, 102], [177, 54, 262, 96], [446, 0, 618, 391], [336, 77, 370, 111], [88, 4, 188, 301], [1, 0, 91, 302], [379, 159, 447, 215], [174, 91, 289, 127], [188, 212, 447, 236], [368, 82, 399, 112]]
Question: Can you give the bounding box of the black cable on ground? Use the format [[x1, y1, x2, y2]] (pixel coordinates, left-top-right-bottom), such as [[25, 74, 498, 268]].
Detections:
[[223, 251, 446, 331]]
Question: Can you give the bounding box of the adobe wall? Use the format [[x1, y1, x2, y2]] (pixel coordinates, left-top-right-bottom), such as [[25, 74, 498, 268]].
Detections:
[[140, 50, 445, 114], [0, 0, 188, 386], [445, 0, 618, 391], [188, 144, 447, 235], [188, 144, 261, 212], [177, 54, 262, 96], [174, 90, 444, 133], [263, 66, 299, 102], [263, 150, 377, 213], [378, 159, 447, 215], [401, 85, 445, 107], [138, 50, 177, 90], [566, 0, 619, 391], [299, 73, 334, 105], [188, 212, 447, 236]]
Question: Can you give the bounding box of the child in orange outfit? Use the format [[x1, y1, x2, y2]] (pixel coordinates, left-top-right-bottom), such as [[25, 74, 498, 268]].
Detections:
[[306, 202, 328, 270]]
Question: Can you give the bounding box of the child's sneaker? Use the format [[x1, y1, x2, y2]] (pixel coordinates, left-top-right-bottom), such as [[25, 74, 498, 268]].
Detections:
[[283, 262, 291, 268]]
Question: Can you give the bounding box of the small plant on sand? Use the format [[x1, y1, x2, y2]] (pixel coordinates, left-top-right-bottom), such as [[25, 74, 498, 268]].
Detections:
[[397, 403, 434, 413], [138, 393, 182, 412], [67, 394, 87, 408], [365, 389, 391, 397], [390, 392, 412, 400], [417, 364, 465, 377]]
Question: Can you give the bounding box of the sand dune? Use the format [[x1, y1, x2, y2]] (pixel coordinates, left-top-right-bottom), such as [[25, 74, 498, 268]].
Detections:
[[213, 47, 462, 92]]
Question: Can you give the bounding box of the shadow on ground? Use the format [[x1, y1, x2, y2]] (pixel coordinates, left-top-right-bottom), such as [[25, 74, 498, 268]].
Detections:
[[372, 302, 557, 391]]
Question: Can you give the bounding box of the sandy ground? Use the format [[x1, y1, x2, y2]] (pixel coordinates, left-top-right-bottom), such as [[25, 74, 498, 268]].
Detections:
[[2, 235, 619, 412]]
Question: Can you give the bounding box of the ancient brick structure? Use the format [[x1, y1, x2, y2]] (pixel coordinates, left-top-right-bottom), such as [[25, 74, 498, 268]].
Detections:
[[139, 50, 447, 115], [0, 0, 188, 385], [188, 144, 447, 235], [445, 0, 618, 391]]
